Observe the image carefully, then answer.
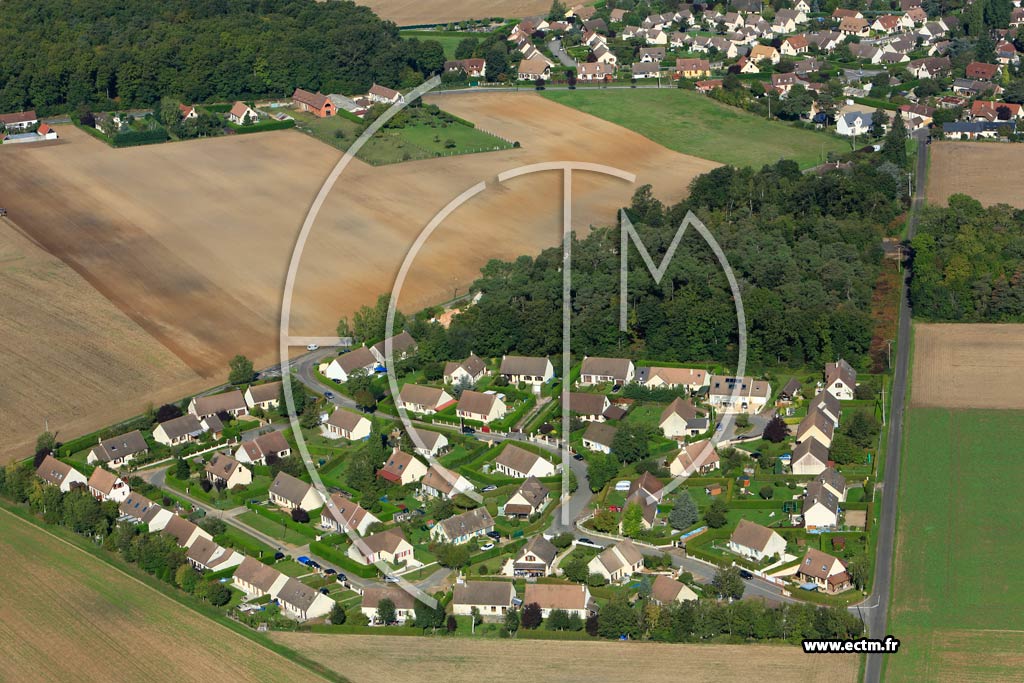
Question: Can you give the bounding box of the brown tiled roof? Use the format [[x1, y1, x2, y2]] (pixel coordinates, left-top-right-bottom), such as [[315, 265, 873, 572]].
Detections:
[[371, 331, 417, 358], [673, 439, 719, 473], [582, 421, 616, 448], [92, 430, 148, 462], [157, 414, 204, 440], [453, 581, 515, 607], [798, 409, 835, 442], [233, 556, 283, 592], [327, 409, 367, 433], [362, 585, 416, 610], [292, 88, 330, 109], [500, 355, 550, 376], [247, 381, 282, 404], [324, 492, 373, 529], [399, 384, 449, 409], [276, 577, 327, 612], [730, 518, 779, 553], [518, 534, 558, 565], [379, 449, 421, 482], [580, 357, 633, 380], [335, 346, 377, 374], [495, 444, 546, 476], [421, 463, 463, 496], [360, 527, 408, 555], [793, 438, 830, 469], [816, 467, 847, 493], [457, 390, 500, 415], [568, 392, 608, 416], [436, 507, 494, 540], [205, 453, 246, 480], [523, 583, 590, 610], [162, 514, 201, 547], [660, 397, 702, 424], [803, 480, 839, 515], [192, 390, 247, 416], [35, 455, 79, 487], [0, 110, 37, 125], [269, 471, 314, 507], [87, 467, 119, 495], [650, 574, 696, 604]]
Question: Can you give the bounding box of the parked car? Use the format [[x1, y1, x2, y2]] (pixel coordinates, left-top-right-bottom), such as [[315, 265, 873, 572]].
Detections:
[[332, 378, 342, 384], [482, 485, 497, 492], [479, 542, 495, 551], [296, 556, 311, 565], [306, 343, 320, 351], [461, 426, 476, 435], [573, 453, 585, 461], [319, 587, 330, 595], [739, 569, 754, 580], [336, 574, 348, 583], [384, 575, 400, 583], [324, 392, 334, 400], [577, 538, 603, 549], [273, 552, 285, 561], [486, 530, 502, 540], [324, 568, 336, 575]]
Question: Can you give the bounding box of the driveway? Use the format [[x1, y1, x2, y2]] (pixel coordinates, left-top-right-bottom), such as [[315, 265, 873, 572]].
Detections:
[[548, 38, 576, 68]]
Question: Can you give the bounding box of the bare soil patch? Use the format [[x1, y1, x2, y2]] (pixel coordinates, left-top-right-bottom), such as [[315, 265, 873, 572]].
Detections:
[[356, 0, 549, 26], [0, 508, 329, 683], [0, 217, 202, 462], [0, 94, 715, 456], [271, 632, 859, 683], [911, 323, 1024, 408], [927, 142, 1024, 209]]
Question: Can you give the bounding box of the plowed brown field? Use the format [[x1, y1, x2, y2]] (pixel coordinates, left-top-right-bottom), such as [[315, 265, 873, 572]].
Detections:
[[927, 142, 1024, 209]]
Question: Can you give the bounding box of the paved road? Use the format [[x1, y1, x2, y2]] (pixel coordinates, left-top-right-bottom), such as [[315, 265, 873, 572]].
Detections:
[[861, 132, 928, 683], [548, 38, 576, 68]]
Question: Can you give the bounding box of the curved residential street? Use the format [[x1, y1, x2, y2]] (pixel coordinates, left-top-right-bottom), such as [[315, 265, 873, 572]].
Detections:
[[548, 38, 577, 68]]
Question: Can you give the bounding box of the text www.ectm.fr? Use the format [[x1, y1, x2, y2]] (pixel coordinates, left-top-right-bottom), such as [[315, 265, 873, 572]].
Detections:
[[803, 637, 901, 654]]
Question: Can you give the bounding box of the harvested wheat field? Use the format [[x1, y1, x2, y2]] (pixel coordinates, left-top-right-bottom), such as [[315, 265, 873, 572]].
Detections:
[[0, 508, 333, 683], [0, 94, 715, 456], [0, 217, 202, 462], [357, 0, 549, 25], [928, 142, 1024, 209], [911, 323, 1024, 409], [272, 632, 859, 683]]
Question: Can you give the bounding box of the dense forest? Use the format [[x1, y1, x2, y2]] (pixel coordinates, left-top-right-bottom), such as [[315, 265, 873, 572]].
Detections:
[[910, 194, 1024, 321], [0, 0, 446, 113], [396, 160, 904, 371]]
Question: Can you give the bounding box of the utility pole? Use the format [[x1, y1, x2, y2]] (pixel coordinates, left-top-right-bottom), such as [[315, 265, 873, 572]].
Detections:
[[881, 374, 886, 426]]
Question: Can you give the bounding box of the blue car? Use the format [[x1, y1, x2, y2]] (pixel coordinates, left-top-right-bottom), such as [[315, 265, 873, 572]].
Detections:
[[324, 391, 334, 400], [296, 556, 311, 565]]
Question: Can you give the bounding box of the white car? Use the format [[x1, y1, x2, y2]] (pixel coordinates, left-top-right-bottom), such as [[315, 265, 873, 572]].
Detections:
[[306, 343, 320, 351], [478, 543, 495, 551]]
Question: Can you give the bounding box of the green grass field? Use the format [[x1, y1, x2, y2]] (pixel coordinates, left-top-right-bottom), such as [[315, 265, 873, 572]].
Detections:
[[886, 407, 1024, 681], [541, 89, 850, 168], [400, 30, 467, 59]]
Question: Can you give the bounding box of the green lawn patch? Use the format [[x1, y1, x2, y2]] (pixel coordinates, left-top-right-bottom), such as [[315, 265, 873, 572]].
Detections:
[[541, 89, 850, 168]]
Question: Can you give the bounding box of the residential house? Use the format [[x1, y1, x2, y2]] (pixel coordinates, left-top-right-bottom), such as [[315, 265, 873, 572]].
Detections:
[[444, 58, 487, 78], [781, 35, 810, 57], [456, 390, 507, 424], [639, 47, 666, 63], [292, 88, 334, 117], [87, 430, 148, 469], [328, 93, 369, 118], [501, 476, 550, 518], [494, 444, 556, 478], [227, 101, 259, 125], [771, 72, 802, 95], [871, 14, 903, 33], [36, 455, 87, 493], [204, 453, 252, 490], [669, 439, 720, 476], [244, 381, 282, 411], [582, 422, 616, 454], [407, 426, 449, 458], [609, 8, 627, 22], [996, 41, 1019, 65], [348, 528, 414, 565], [378, 448, 428, 486], [152, 413, 219, 446], [778, 378, 803, 403], [235, 430, 292, 465], [579, 357, 635, 386], [791, 438, 831, 476], [578, 61, 616, 81], [322, 346, 378, 382], [421, 463, 474, 500], [849, 43, 883, 64], [796, 409, 835, 449], [321, 492, 380, 535], [639, 366, 708, 391], [118, 493, 174, 530], [728, 519, 787, 561], [500, 355, 553, 384], [523, 584, 596, 619], [362, 586, 417, 624], [794, 0, 811, 12], [659, 398, 709, 440], [839, 17, 870, 36], [588, 539, 645, 583], [0, 110, 38, 131], [749, 44, 781, 65], [623, 472, 663, 530], [802, 480, 840, 529], [324, 409, 372, 441], [370, 331, 418, 365], [444, 353, 488, 385], [398, 384, 455, 414], [674, 58, 712, 79], [632, 62, 663, 79], [518, 56, 552, 80], [707, 375, 771, 413], [162, 514, 213, 549], [836, 111, 872, 137], [951, 79, 1001, 98], [966, 61, 1000, 82], [907, 57, 951, 79], [368, 83, 404, 105], [276, 576, 335, 621], [568, 392, 611, 422], [503, 534, 558, 577], [645, 28, 668, 45], [232, 556, 288, 599], [816, 468, 848, 502], [452, 581, 516, 617], [970, 100, 1022, 121], [832, 8, 864, 20], [188, 390, 248, 419], [592, 43, 618, 65], [797, 548, 852, 593], [431, 507, 495, 545], [650, 575, 699, 605], [87, 468, 130, 503], [824, 359, 857, 400], [186, 537, 243, 573], [268, 471, 321, 511], [809, 390, 841, 427]]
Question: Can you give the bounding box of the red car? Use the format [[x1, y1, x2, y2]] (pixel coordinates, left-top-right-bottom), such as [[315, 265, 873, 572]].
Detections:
[[608, 505, 622, 512]]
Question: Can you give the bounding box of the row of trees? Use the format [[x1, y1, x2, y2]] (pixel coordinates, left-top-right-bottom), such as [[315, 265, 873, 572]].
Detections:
[[0, 0, 446, 114], [0, 462, 228, 604]]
